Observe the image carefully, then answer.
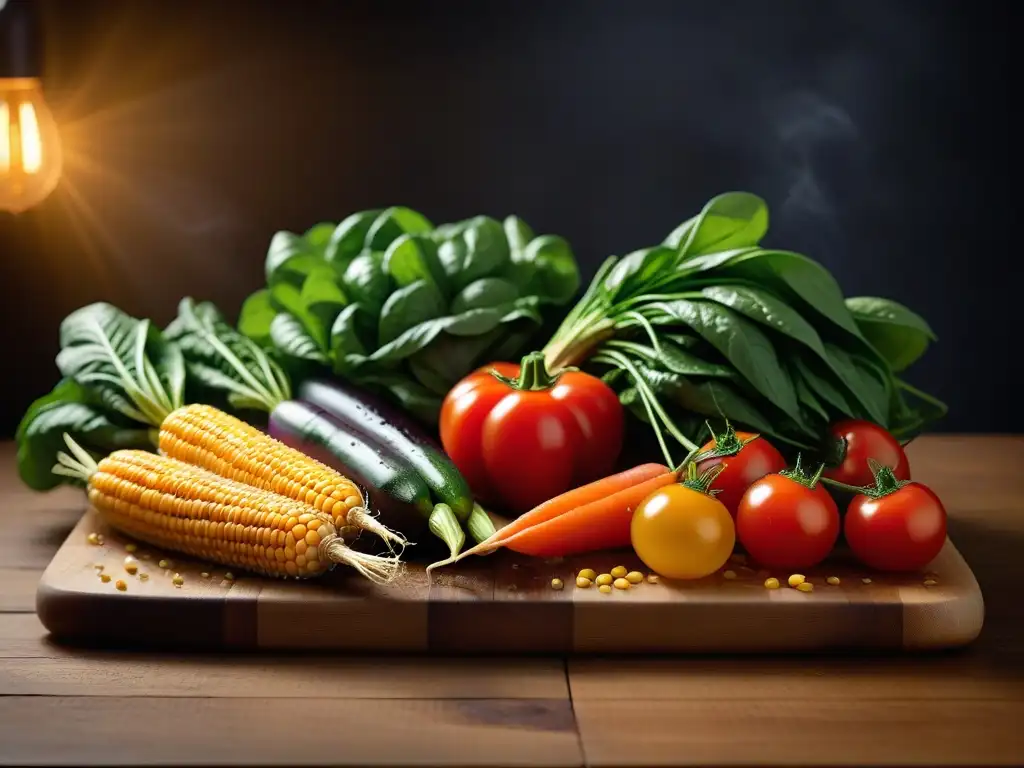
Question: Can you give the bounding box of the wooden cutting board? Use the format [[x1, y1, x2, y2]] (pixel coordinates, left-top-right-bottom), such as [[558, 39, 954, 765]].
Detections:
[[36, 507, 984, 654]]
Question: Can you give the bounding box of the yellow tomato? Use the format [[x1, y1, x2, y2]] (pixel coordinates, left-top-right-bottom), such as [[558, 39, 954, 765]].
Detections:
[[631, 483, 735, 579]]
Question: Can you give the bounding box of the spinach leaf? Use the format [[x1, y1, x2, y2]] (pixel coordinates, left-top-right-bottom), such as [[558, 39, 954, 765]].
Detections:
[[303, 222, 336, 253], [265, 231, 323, 288], [603, 338, 735, 379], [325, 210, 380, 269], [298, 267, 349, 333], [409, 326, 506, 396], [793, 356, 854, 416], [16, 379, 154, 491], [604, 246, 678, 301], [366, 206, 434, 252], [437, 216, 509, 291], [165, 298, 291, 412], [377, 280, 447, 347], [383, 234, 449, 298], [846, 296, 936, 372], [341, 250, 390, 320], [360, 372, 442, 425], [643, 298, 806, 430], [699, 284, 828, 357], [450, 277, 519, 314], [792, 364, 831, 425], [269, 283, 328, 352], [329, 304, 367, 373], [665, 192, 768, 256], [725, 249, 863, 340], [56, 302, 185, 426], [823, 343, 889, 426], [503, 216, 535, 258], [237, 289, 277, 346], [269, 313, 328, 365], [515, 235, 580, 305]]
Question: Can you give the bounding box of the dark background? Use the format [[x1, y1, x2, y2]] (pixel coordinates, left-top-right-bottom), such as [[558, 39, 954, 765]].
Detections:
[[0, 0, 1015, 437]]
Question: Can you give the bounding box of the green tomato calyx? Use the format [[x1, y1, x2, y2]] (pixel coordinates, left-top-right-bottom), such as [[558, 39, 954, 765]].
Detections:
[[678, 461, 725, 498], [693, 419, 760, 462], [820, 458, 911, 499], [489, 351, 578, 392], [779, 453, 826, 490]]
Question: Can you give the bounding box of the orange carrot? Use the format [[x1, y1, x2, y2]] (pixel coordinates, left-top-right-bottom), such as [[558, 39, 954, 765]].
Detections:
[[500, 471, 678, 557], [425, 463, 669, 570]]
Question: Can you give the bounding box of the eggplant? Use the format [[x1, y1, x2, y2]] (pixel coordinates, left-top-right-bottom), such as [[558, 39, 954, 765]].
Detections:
[[298, 379, 475, 522], [268, 400, 462, 557]]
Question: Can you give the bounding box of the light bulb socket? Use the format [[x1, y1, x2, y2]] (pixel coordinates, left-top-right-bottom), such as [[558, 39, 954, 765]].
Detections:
[[0, 0, 43, 79]]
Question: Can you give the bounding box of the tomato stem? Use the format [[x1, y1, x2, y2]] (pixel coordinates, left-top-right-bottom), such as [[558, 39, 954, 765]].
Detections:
[[692, 418, 760, 462], [779, 453, 826, 490], [678, 461, 725, 497], [489, 351, 576, 392], [821, 459, 910, 499]]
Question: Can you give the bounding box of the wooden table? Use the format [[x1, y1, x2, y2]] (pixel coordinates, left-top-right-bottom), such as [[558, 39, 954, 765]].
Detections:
[[1, 436, 1022, 767]]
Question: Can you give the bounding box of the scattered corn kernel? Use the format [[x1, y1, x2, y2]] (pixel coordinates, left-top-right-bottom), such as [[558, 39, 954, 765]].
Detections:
[[224, 572, 235, 581], [827, 576, 841, 586], [625, 571, 643, 584], [115, 579, 127, 591], [139, 573, 149, 581], [201, 572, 211, 579], [797, 581, 814, 593], [86, 532, 102, 545], [158, 559, 170, 569], [596, 573, 613, 586], [598, 584, 612, 594], [862, 577, 873, 584], [123, 556, 139, 575], [723, 570, 737, 580], [923, 579, 938, 587], [551, 578, 564, 591], [125, 543, 138, 553], [646, 574, 659, 584], [764, 577, 780, 589], [613, 577, 630, 590], [788, 574, 806, 588], [172, 574, 184, 587], [576, 576, 592, 589], [610, 565, 627, 578], [578, 568, 597, 581], [99, 574, 111, 583]]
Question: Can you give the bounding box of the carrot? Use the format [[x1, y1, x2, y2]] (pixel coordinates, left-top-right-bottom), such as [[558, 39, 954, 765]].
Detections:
[[500, 470, 678, 557], [425, 462, 669, 571]]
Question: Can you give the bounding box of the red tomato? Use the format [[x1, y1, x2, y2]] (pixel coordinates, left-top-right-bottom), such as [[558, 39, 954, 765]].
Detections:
[[736, 465, 840, 569], [439, 352, 624, 513], [823, 419, 910, 488], [695, 426, 787, 518], [845, 481, 947, 572]]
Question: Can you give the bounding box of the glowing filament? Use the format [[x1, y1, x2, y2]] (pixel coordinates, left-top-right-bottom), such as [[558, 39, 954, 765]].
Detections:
[[18, 102, 42, 174], [0, 102, 8, 173]]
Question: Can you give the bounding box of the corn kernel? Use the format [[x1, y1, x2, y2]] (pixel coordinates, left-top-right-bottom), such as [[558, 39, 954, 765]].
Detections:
[[576, 576, 592, 589], [595, 573, 613, 587], [613, 577, 630, 590], [764, 577, 780, 589], [158, 559, 170, 569], [201, 572, 210, 579], [598, 584, 612, 594], [550, 578, 564, 591], [862, 577, 873, 584], [646, 574, 659, 584], [827, 576, 841, 586], [610, 565, 627, 579], [139, 573, 149, 582], [123, 556, 138, 575], [99, 574, 111, 583], [577, 568, 597, 581], [723, 570, 737, 580], [87, 532, 102, 546], [797, 581, 814, 593], [172, 574, 184, 587], [224, 572, 235, 581], [923, 579, 938, 587], [625, 571, 643, 584], [115, 579, 127, 591], [788, 574, 806, 588], [125, 543, 138, 553]]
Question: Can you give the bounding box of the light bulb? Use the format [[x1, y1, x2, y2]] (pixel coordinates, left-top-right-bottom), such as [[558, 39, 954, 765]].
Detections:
[[0, 76, 62, 214]]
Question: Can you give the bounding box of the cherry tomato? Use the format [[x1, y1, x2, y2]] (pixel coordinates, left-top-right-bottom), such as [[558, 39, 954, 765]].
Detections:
[[736, 465, 840, 569], [823, 419, 910, 488], [631, 473, 735, 580], [440, 352, 624, 513], [845, 480, 947, 572], [695, 426, 787, 518]]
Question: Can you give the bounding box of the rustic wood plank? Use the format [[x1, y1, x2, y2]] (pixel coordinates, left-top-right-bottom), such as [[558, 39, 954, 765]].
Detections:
[[905, 436, 1024, 511], [575, 699, 1024, 767], [0, 614, 54, 657], [0, 568, 41, 612], [0, 696, 583, 767], [0, 655, 569, 698]]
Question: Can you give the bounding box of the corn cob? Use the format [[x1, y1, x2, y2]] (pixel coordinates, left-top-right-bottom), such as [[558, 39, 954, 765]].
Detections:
[[54, 435, 401, 583], [157, 403, 406, 550]]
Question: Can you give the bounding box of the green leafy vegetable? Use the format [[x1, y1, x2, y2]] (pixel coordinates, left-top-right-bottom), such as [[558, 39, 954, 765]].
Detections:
[[541, 191, 945, 465]]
